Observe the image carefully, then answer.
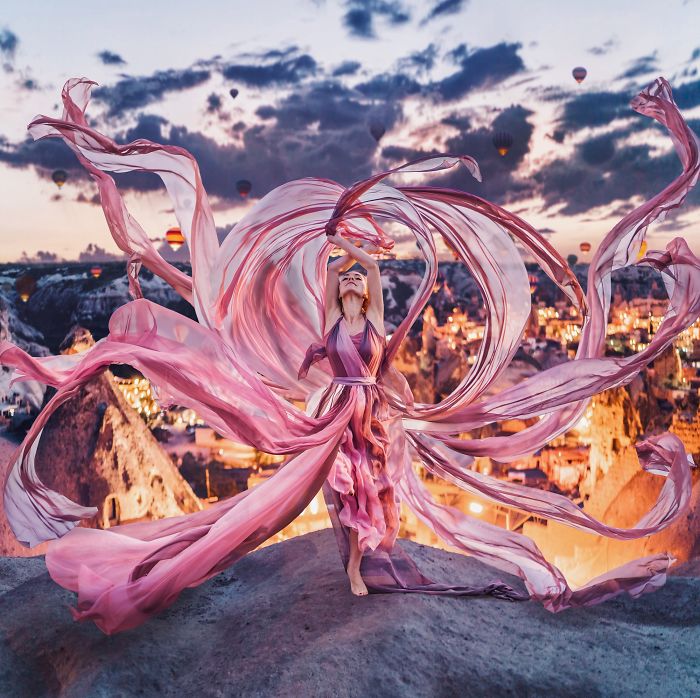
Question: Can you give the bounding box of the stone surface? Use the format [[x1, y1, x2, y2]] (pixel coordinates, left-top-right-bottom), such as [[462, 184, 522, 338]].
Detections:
[[1, 529, 699, 697]]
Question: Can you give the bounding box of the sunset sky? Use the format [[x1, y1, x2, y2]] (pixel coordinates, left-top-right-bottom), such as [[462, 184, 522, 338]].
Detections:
[[1, 0, 699, 263]]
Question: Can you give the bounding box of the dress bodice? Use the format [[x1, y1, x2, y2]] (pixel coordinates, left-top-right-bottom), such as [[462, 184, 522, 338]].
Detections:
[[298, 316, 386, 381]]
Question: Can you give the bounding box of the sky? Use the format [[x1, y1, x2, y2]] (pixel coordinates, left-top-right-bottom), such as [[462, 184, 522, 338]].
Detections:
[[1, 0, 700, 263]]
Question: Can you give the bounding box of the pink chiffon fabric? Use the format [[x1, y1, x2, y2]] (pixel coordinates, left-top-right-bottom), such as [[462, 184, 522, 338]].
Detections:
[[1, 76, 700, 633]]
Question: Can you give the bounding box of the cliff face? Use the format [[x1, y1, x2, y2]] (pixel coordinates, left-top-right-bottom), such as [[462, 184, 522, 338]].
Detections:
[[33, 371, 202, 530], [580, 386, 643, 518], [1, 529, 699, 697], [0, 369, 201, 556]]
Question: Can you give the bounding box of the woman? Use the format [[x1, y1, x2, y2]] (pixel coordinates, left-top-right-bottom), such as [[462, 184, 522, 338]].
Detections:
[[310, 235, 390, 596], [2, 76, 700, 634]]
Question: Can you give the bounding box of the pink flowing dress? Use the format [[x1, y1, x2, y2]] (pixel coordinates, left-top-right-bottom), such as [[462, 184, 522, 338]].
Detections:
[[1, 76, 700, 634], [301, 317, 398, 553]]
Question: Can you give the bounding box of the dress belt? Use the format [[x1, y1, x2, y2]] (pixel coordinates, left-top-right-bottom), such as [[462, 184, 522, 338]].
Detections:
[[331, 376, 377, 386]]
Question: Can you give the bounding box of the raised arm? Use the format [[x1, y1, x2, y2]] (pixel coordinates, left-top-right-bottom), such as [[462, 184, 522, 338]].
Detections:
[[324, 252, 356, 330], [326, 234, 384, 333]]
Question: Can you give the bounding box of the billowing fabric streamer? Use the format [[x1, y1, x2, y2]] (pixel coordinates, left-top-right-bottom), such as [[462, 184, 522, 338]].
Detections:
[[1, 76, 699, 633]]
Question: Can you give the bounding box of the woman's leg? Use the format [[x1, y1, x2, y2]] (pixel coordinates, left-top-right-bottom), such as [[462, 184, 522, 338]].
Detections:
[[347, 528, 368, 596]]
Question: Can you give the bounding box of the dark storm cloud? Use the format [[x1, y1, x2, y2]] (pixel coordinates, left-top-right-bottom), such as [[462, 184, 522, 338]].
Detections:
[[381, 104, 536, 204], [92, 68, 211, 117], [65, 78, 394, 201], [97, 50, 126, 66], [354, 72, 421, 99], [534, 133, 700, 216], [0, 134, 89, 183], [221, 53, 317, 87], [120, 113, 170, 143], [587, 38, 617, 56], [332, 61, 362, 77], [577, 131, 617, 166], [422, 0, 465, 24], [433, 43, 525, 100], [556, 89, 630, 133], [342, 0, 410, 39], [556, 78, 700, 138], [441, 113, 471, 130], [616, 53, 658, 81], [674, 79, 700, 109]]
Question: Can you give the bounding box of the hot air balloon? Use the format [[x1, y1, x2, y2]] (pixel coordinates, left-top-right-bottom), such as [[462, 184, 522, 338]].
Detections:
[[15, 274, 36, 303], [492, 131, 513, 157], [572, 67, 587, 84], [229, 88, 239, 99], [165, 226, 185, 252], [579, 241, 591, 254], [236, 179, 252, 198], [52, 169, 68, 188], [90, 265, 103, 279], [528, 273, 538, 294], [369, 121, 386, 143]]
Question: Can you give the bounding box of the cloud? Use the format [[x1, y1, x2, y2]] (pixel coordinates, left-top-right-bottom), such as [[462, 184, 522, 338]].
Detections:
[[222, 51, 317, 87], [206, 93, 223, 113], [556, 89, 630, 134], [615, 53, 658, 81], [97, 50, 126, 66], [674, 78, 700, 109], [397, 43, 439, 73], [77, 243, 126, 262], [354, 72, 421, 99], [19, 76, 39, 91], [332, 61, 361, 77], [432, 42, 525, 100], [18, 250, 64, 264], [342, 0, 410, 39], [422, 0, 465, 24], [0, 133, 90, 184], [381, 104, 536, 204], [587, 38, 617, 56], [441, 113, 471, 130], [92, 67, 211, 117], [0, 27, 18, 71], [533, 133, 700, 216]]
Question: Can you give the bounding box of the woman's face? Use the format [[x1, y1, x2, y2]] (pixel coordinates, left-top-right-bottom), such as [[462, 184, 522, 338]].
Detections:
[[339, 271, 367, 299]]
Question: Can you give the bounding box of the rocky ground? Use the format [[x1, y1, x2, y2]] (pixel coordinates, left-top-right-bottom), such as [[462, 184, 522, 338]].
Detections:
[[1, 529, 699, 697]]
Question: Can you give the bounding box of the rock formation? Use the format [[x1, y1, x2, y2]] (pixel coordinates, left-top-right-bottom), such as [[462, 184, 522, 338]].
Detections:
[[1, 530, 699, 696], [0, 327, 201, 557]]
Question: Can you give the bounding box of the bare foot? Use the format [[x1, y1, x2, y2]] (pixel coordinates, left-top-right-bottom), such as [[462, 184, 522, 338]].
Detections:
[[348, 568, 368, 596]]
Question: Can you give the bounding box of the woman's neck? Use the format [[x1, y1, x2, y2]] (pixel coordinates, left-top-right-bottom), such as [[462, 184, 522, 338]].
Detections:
[[341, 295, 364, 323]]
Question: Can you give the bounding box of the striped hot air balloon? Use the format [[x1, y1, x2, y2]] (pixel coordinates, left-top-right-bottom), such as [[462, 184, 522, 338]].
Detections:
[[166, 226, 185, 251], [572, 67, 587, 84], [492, 131, 513, 157]]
